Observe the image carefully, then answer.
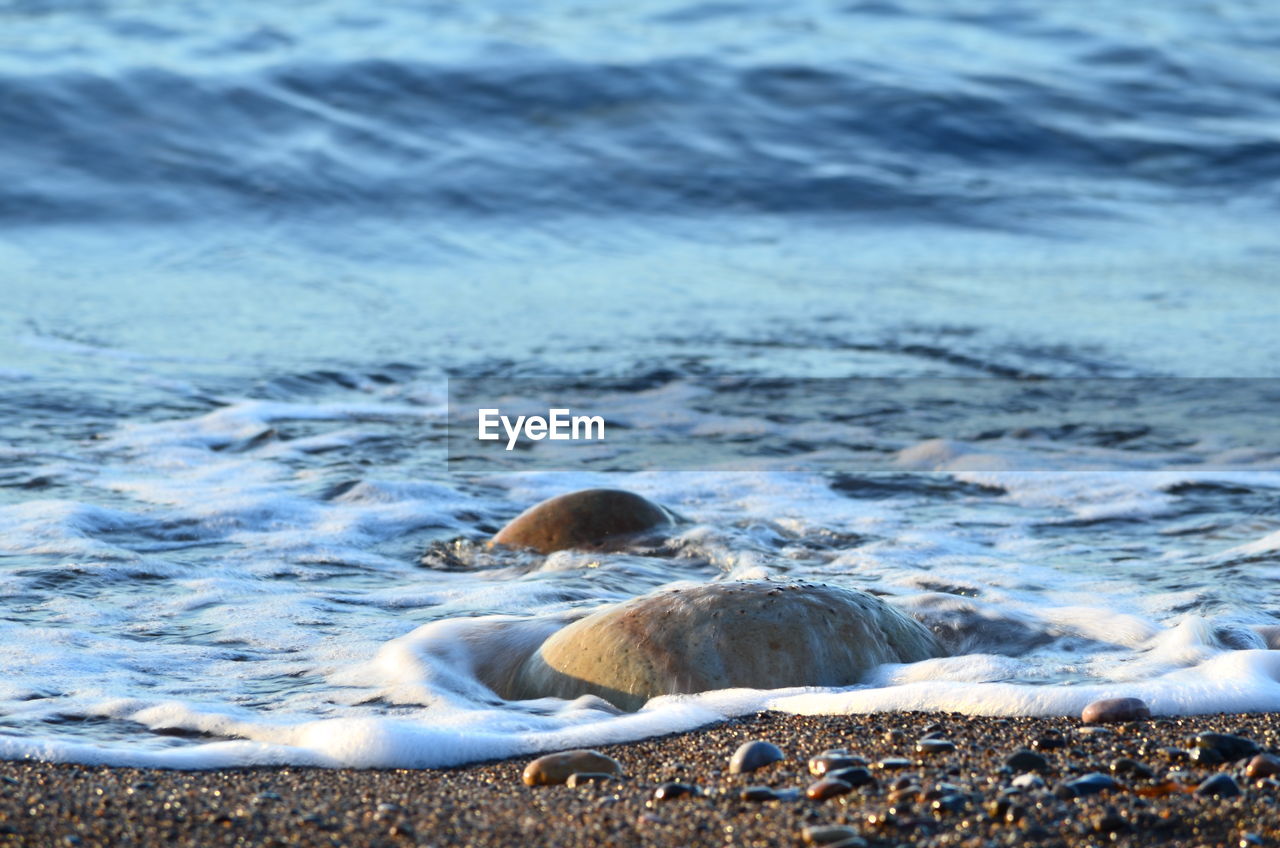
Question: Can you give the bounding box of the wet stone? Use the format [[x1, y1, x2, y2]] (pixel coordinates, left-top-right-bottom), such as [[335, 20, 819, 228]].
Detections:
[[916, 738, 956, 756], [1195, 732, 1261, 762], [522, 750, 623, 786], [1081, 697, 1151, 724], [801, 824, 861, 845], [1005, 749, 1050, 773], [1196, 773, 1242, 798], [1246, 753, 1280, 780], [652, 782, 699, 802], [1190, 747, 1225, 766], [1110, 758, 1155, 779], [1031, 731, 1066, 750], [1055, 773, 1119, 799], [1091, 806, 1130, 834], [730, 740, 785, 774], [739, 786, 780, 802], [490, 488, 675, 554], [565, 772, 621, 788], [875, 757, 914, 770], [807, 777, 854, 801], [827, 766, 875, 787], [809, 753, 868, 776]]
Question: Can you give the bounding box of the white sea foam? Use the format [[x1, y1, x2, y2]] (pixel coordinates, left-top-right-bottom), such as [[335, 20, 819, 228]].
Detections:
[[2, 389, 1280, 770]]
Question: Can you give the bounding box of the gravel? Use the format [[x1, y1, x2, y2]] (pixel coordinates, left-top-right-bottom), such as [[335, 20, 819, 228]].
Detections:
[[3, 710, 1280, 847]]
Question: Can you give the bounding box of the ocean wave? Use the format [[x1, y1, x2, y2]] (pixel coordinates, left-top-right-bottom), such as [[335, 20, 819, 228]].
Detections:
[[3, 50, 1277, 224]]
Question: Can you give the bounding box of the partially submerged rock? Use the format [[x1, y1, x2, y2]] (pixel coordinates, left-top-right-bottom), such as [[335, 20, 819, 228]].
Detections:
[[503, 580, 943, 711], [490, 489, 676, 554]]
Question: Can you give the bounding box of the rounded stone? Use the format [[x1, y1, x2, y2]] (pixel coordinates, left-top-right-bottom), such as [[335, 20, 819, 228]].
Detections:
[[1005, 749, 1050, 773], [522, 750, 623, 786], [490, 489, 676, 554], [1194, 732, 1260, 762], [505, 580, 943, 711], [1195, 773, 1242, 798], [1081, 697, 1151, 724], [740, 786, 781, 802], [806, 777, 854, 801], [802, 825, 861, 845], [809, 753, 868, 776], [1246, 753, 1280, 780], [653, 782, 699, 801], [730, 740, 785, 774]]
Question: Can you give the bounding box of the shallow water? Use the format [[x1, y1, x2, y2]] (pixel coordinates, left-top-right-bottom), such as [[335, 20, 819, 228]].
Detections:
[[1, 0, 1279, 768]]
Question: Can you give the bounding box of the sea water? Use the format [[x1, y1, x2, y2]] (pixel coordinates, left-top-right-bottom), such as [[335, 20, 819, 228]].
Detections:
[[1, 0, 1279, 768]]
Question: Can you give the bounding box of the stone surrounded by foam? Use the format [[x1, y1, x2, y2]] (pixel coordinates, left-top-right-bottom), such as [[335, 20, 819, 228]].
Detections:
[[490, 489, 675, 554], [505, 580, 943, 711]]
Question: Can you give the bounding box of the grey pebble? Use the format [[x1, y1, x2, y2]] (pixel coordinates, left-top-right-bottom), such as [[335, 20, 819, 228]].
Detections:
[[1195, 732, 1260, 762], [1055, 773, 1119, 799], [1196, 773, 1242, 798], [1005, 749, 1049, 773], [729, 740, 784, 774]]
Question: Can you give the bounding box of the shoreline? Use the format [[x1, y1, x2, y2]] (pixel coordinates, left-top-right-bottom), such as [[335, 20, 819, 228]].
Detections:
[[3, 711, 1278, 847]]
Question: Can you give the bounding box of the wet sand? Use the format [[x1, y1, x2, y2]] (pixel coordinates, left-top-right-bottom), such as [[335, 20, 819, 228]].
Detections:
[[2, 711, 1278, 847]]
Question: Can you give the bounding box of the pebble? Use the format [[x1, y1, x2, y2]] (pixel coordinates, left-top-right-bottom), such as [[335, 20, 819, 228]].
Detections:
[[1055, 773, 1119, 799], [489, 488, 674, 554], [801, 824, 861, 844], [1110, 757, 1155, 779], [652, 782, 699, 802], [740, 786, 781, 802], [1011, 773, 1045, 790], [875, 757, 914, 770], [1246, 753, 1280, 780], [809, 752, 868, 775], [1091, 806, 1130, 834], [742, 783, 798, 804], [1081, 697, 1151, 724], [522, 750, 623, 786], [729, 740, 785, 774], [826, 766, 875, 787], [915, 738, 956, 756], [806, 777, 854, 801], [1031, 731, 1066, 750], [1194, 732, 1261, 762], [1005, 749, 1050, 773], [565, 772, 621, 788], [1196, 773, 1242, 799]]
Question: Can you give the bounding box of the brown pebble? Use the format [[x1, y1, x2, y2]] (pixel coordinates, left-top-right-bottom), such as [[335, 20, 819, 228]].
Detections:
[[1082, 697, 1152, 724], [806, 777, 854, 800], [1247, 753, 1280, 780], [522, 750, 623, 786], [490, 489, 675, 554]]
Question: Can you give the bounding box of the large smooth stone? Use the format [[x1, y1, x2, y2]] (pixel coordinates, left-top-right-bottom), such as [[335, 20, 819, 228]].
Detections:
[[490, 489, 676, 554], [504, 581, 943, 711]]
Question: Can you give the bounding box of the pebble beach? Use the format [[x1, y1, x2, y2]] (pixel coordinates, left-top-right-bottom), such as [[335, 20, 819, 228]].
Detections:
[[5, 710, 1279, 847]]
